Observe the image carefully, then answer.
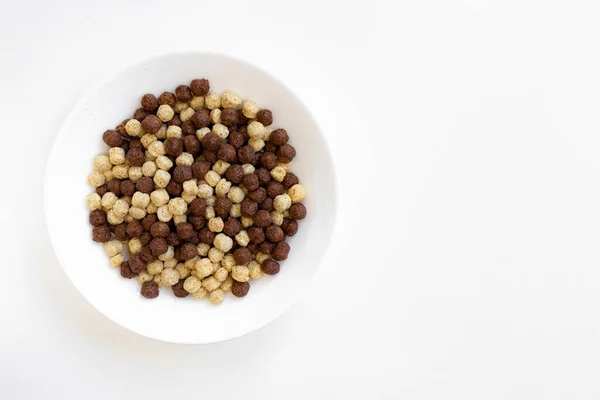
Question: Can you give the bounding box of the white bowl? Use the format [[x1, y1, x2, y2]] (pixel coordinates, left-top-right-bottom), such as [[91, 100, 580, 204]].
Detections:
[[44, 51, 337, 344]]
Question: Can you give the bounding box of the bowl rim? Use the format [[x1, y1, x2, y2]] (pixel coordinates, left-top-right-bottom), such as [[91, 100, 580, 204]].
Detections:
[[43, 50, 339, 344]]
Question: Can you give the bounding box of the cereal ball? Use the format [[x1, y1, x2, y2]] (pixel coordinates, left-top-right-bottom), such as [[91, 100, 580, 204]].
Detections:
[[140, 94, 158, 112], [261, 259, 280, 275], [103, 130, 123, 147], [182, 276, 201, 293], [153, 170, 171, 188], [247, 121, 264, 139], [147, 202, 158, 214], [140, 281, 159, 299], [108, 147, 126, 166], [277, 143, 296, 163], [230, 204, 242, 218], [212, 124, 229, 140], [142, 161, 157, 178], [154, 105, 174, 124], [195, 258, 213, 278], [190, 96, 204, 111], [223, 218, 242, 238], [155, 155, 173, 171], [166, 125, 183, 139], [241, 216, 254, 228], [157, 204, 173, 222], [104, 240, 123, 258], [254, 210, 273, 227], [256, 251, 271, 263], [214, 143, 236, 163], [266, 225, 285, 242], [231, 265, 250, 282], [242, 100, 259, 119], [173, 214, 188, 225], [180, 243, 198, 260], [92, 225, 111, 243], [221, 90, 241, 108], [124, 148, 144, 168], [125, 219, 143, 238], [205, 91, 221, 110], [168, 197, 187, 216], [172, 279, 189, 298], [219, 276, 232, 292], [140, 232, 153, 246], [272, 241, 290, 261], [281, 172, 298, 189], [214, 267, 228, 282], [247, 226, 265, 244], [219, 108, 237, 127], [149, 221, 169, 238], [135, 174, 154, 193], [235, 230, 250, 247], [101, 192, 117, 209], [161, 268, 179, 286], [248, 187, 267, 203], [89, 210, 107, 226], [196, 184, 213, 200], [226, 186, 245, 204], [203, 149, 218, 163], [166, 115, 181, 127], [190, 110, 210, 130], [271, 210, 284, 226], [129, 254, 146, 274], [241, 199, 258, 217], [195, 127, 211, 141], [179, 107, 195, 123], [137, 270, 153, 284], [176, 263, 191, 279], [175, 223, 194, 240], [231, 281, 250, 298], [125, 119, 142, 137], [93, 154, 112, 172], [213, 197, 232, 218], [247, 261, 261, 280], [209, 108, 221, 124], [183, 135, 201, 156], [214, 233, 233, 252], [87, 193, 102, 211], [135, 108, 150, 122], [204, 171, 221, 187], [150, 189, 170, 207], [289, 203, 307, 220], [228, 130, 245, 149], [156, 124, 168, 139], [150, 237, 168, 256], [197, 229, 213, 247], [112, 164, 129, 179], [128, 166, 143, 182], [270, 128, 289, 146], [185, 198, 206, 218], [215, 179, 231, 198], [132, 191, 150, 208], [208, 217, 224, 233], [158, 245, 175, 261], [148, 141, 166, 158], [181, 120, 195, 135], [190, 78, 210, 96], [120, 261, 136, 279], [256, 109, 273, 126], [182, 180, 198, 196], [273, 194, 292, 212], [270, 166, 287, 183], [196, 243, 210, 257], [208, 247, 224, 263], [175, 85, 192, 102], [242, 173, 260, 191], [158, 91, 176, 107], [166, 180, 183, 197], [88, 170, 105, 187], [220, 254, 236, 271], [259, 152, 277, 170], [176, 152, 194, 167], [107, 209, 124, 225], [203, 276, 221, 291], [190, 160, 210, 180], [209, 288, 225, 304], [127, 238, 142, 255], [233, 247, 252, 265], [112, 199, 129, 218], [103, 170, 114, 182], [190, 287, 206, 300], [164, 137, 183, 157], [238, 146, 256, 165], [118, 180, 135, 197], [147, 260, 164, 275], [140, 115, 160, 135], [279, 218, 298, 236]]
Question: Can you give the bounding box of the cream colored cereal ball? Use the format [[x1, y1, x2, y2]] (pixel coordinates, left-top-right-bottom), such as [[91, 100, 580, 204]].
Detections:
[[132, 192, 150, 208], [271, 211, 283, 226], [242, 100, 259, 119], [161, 268, 179, 286], [227, 186, 245, 204], [248, 138, 265, 152], [93, 154, 112, 171], [249, 261, 262, 280], [151, 189, 170, 206], [270, 166, 286, 182], [164, 258, 178, 269], [214, 267, 228, 282], [184, 257, 198, 270], [154, 169, 171, 188], [110, 254, 124, 267], [183, 179, 198, 195], [104, 240, 123, 257], [180, 107, 195, 122], [230, 203, 242, 218], [196, 127, 210, 140], [221, 277, 233, 292], [210, 108, 221, 124], [145, 150, 157, 161], [156, 124, 167, 139], [112, 199, 129, 218], [128, 166, 143, 182], [157, 204, 173, 222], [221, 254, 236, 271], [107, 209, 123, 225], [205, 91, 221, 110], [129, 238, 143, 254], [195, 258, 214, 279], [108, 147, 125, 165], [235, 230, 250, 247], [205, 206, 215, 219], [182, 276, 201, 293], [206, 195, 216, 207], [103, 170, 114, 181], [181, 192, 197, 204], [288, 184, 307, 203], [176, 152, 194, 166], [215, 179, 231, 197], [129, 206, 146, 220], [273, 194, 292, 212], [125, 119, 142, 136], [123, 213, 134, 223], [232, 265, 250, 282], [156, 104, 174, 122], [190, 96, 204, 110], [101, 192, 117, 209], [208, 217, 224, 233], [141, 133, 157, 148], [168, 197, 187, 216], [209, 289, 225, 305], [212, 160, 230, 175], [204, 170, 221, 187], [148, 141, 166, 157], [86, 193, 102, 211], [197, 183, 214, 199], [142, 161, 157, 177], [256, 252, 269, 264], [176, 263, 191, 279], [212, 123, 229, 140], [221, 90, 241, 108], [174, 101, 188, 113], [112, 164, 129, 179], [137, 270, 153, 284], [241, 216, 254, 228], [247, 121, 264, 139], [197, 243, 210, 257], [202, 276, 221, 291], [213, 233, 233, 252], [192, 287, 208, 300], [155, 155, 173, 171], [166, 125, 182, 139], [263, 125, 272, 140], [147, 260, 164, 275], [88, 170, 105, 187], [158, 246, 175, 261], [208, 247, 224, 263], [173, 214, 187, 224], [242, 164, 255, 175]]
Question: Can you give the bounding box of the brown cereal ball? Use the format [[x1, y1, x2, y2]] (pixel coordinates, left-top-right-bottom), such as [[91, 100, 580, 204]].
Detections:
[[270, 129, 289, 146], [140, 248, 155, 265], [190, 78, 210, 96], [116, 120, 128, 137], [277, 144, 296, 163], [233, 247, 252, 265], [189, 198, 207, 216], [191, 109, 210, 129], [256, 109, 273, 126], [136, 176, 154, 194], [202, 149, 218, 163], [107, 179, 122, 196], [120, 262, 137, 279], [223, 218, 242, 237], [258, 240, 275, 254], [141, 94, 158, 112], [130, 254, 147, 273], [142, 214, 158, 231], [187, 232, 200, 245], [172, 279, 189, 298], [264, 142, 277, 153], [141, 281, 159, 299], [129, 139, 143, 149], [267, 181, 285, 198], [282, 172, 299, 189], [242, 173, 259, 191], [120, 180, 136, 196], [167, 114, 182, 127], [113, 223, 129, 241], [202, 132, 221, 151], [220, 108, 238, 127], [103, 130, 123, 147], [214, 197, 233, 218], [167, 231, 181, 247], [281, 219, 298, 236], [217, 143, 236, 162], [158, 92, 176, 107], [89, 210, 107, 226], [237, 109, 249, 125], [254, 209, 273, 227], [133, 108, 149, 121], [180, 243, 197, 260], [150, 237, 168, 256], [189, 215, 206, 230], [183, 135, 201, 156], [92, 225, 111, 243], [141, 115, 162, 134], [231, 281, 250, 298], [289, 203, 307, 220], [272, 241, 290, 261], [150, 221, 170, 238], [241, 199, 258, 217], [175, 85, 192, 102], [126, 148, 145, 167], [225, 164, 244, 184], [181, 120, 196, 135], [247, 243, 258, 255], [140, 231, 153, 246], [228, 131, 245, 149], [172, 165, 192, 183], [96, 184, 109, 196], [247, 187, 267, 203], [237, 146, 256, 164], [260, 197, 274, 212], [255, 168, 271, 186], [176, 223, 195, 240], [265, 225, 285, 242], [166, 180, 183, 197], [259, 152, 278, 170], [247, 226, 265, 244], [192, 160, 211, 179], [199, 228, 215, 245], [165, 137, 184, 157], [261, 259, 280, 275], [126, 220, 144, 238]]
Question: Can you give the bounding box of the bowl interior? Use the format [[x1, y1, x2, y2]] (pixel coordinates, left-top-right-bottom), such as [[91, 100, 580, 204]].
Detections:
[[44, 52, 336, 344]]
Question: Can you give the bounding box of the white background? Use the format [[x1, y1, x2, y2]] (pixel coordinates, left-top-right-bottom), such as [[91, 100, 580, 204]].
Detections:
[[2, 0, 600, 398]]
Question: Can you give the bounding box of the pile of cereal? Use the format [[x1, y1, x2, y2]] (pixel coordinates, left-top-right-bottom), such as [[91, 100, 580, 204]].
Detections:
[[86, 78, 307, 304]]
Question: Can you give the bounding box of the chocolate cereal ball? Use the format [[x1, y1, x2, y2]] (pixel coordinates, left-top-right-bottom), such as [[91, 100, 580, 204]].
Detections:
[[190, 78, 210, 96], [217, 144, 236, 162], [167, 114, 181, 127], [126, 220, 144, 238], [231, 281, 250, 298], [254, 210, 272, 227], [202, 149, 218, 163], [258, 241, 275, 254], [136, 176, 154, 194], [270, 129, 289, 146], [126, 148, 145, 167], [158, 92, 176, 107], [166, 180, 183, 197], [183, 135, 201, 156], [172, 280, 189, 298], [140, 231, 152, 246], [237, 146, 256, 164], [255, 168, 271, 186], [176, 223, 195, 240], [96, 184, 109, 196], [248, 187, 267, 203], [141, 94, 158, 112], [272, 241, 290, 261], [202, 132, 221, 151], [120, 180, 136, 196], [281, 219, 298, 236], [141, 281, 159, 299], [129, 139, 143, 149], [150, 221, 170, 238], [181, 120, 196, 135], [141, 114, 161, 134], [175, 85, 192, 102], [225, 164, 244, 184], [242, 173, 259, 191], [89, 210, 107, 226], [288, 203, 307, 220], [241, 199, 258, 217], [167, 231, 181, 247], [223, 218, 242, 237], [228, 131, 245, 149], [103, 130, 123, 147], [107, 179, 122, 196], [233, 247, 252, 265], [129, 254, 146, 273], [92, 225, 111, 243], [247, 226, 265, 244], [180, 243, 197, 260], [214, 197, 232, 218], [140, 245, 156, 263], [133, 108, 149, 121], [172, 165, 192, 183], [267, 181, 285, 198], [199, 228, 215, 245], [220, 108, 238, 127], [120, 262, 137, 279], [282, 172, 299, 189], [261, 259, 280, 275], [113, 223, 129, 241], [260, 197, 274, 212], [259, 152, 278, 170], [192, 160, 211, 180], [189, 198, 207, 216], [188, 215, 206, 230], [277, 144, 296, 163], [141, 214, 158, 231], [256, 109, 273, 126], [150, 237, 168, 256], [165, 137, 183, 157], [191, 109, 210, 129], [265, 225, 285, 242]]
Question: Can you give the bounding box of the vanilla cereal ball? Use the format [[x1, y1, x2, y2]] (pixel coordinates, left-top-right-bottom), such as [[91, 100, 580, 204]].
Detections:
[[104, 240, 123, 257], [212, 123, 229, 140], [93, 154, 112, 171], [249, 261, 262, 280], [273, 194, 292, 212], [209, 288, 225, 304], [242, 163, 255, 175], [112, 199, 129, 218], [230, 203, 242, 218], [181, 193, 197, 204], [157, 104, 174, 122], [183, 179, 198, 195], [161, 268, 179, 286], [157, 204, 173, 222], [107, 209, 123, 225], [151, 189, 170, 206], [190, 96, 205, 110], [173, 214, 187, 224], [203, 276, 221, 291], [122, 196, 132, 205], [147, 260, 164, 275], [166, 125, 183, 139], [195, 127, 210, 140], [235, 230, 250, 247], [208, 247, 224, 263], [88, 170, 105, 187], [174, 101, 188, 113], [278, 162, 290, 171], [176, 263, 191, 279], [241, 216, 254, 228], [205, 91, 221, 110], [197, 183, 214, 199], [156, 124, 167, 139], [221, 277, 234, 292], [103, 170, 114, 181], [195, 258, 214, 279], [288, 184, 307, 203], [206, 196, 216, 207], [214, 233, 233, 252], [110, 254, 124, 267], [212, 160, 230, 175], [214, 267, 228, 282], [197, 243, 210, 257], [180, 107, 195, 122], [154, 169, 171, 188], [155, 155, 173, 171], [232, 265, 250, 282], [148, 141, 166, 157], [221, 254, 236, 272], [247, 121, 264, 139], [242, 100, 259, 119], [168, 197, 187, 216], [210, 108, 221, 124], [221, 90, 242, 108], [141, 133, 157, 149], [227, 186, 245, 204], [125, 119, 142, 136], [101, 192, 117, 209], [158, 246, 175, 261], [164, 258, 177, 269], [86, 193, 102, 211], [215, 179, 231, 197], [145, 151, 157, 162], [129, 206, 147, 220], [263, 125, 272, 141], [248, 138, 265, 152], [270, 211, 283, 226], [128, 166, 143, 182], [270, 166, 287, 182], [192, 287, 208, 300], [153, 274, 163, 286], [142, 161, 157, 177], [132, 192, 150, 208], [208, 217, 224, 233], [256, 252, 269, 264], [204, 170, 221, 187], [123, 213, 134, 223], [137, 270, 153, 284], [112, 164, 129, 179], [186, 257, 200, 270], [205, 206, 215, 219], [108, 147, 126, 165], [183, 276, 201, 293], [176, 152, 194, 166], [129, 238, 143, 254]]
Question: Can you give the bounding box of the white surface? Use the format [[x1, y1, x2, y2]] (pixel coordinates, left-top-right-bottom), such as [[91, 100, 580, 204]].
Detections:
[[3, 0, 600, 398], [45, 51, 336, 343]]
